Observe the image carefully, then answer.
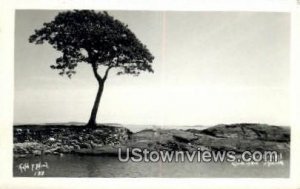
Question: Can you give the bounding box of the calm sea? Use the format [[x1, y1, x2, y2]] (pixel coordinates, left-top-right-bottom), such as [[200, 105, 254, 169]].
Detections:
[[14, 154, 289, 177]]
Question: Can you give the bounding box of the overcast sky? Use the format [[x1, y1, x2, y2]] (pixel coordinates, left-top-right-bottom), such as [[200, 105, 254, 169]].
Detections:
[[14, 10, 290, 126]]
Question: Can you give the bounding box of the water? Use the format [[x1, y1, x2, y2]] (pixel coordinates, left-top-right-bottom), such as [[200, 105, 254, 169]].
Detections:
[[14, 154, 289, 177], [122, 124, 209, 132]]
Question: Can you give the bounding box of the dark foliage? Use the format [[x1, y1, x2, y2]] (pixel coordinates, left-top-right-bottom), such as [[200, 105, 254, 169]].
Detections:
[[29, 10, 154, 79]]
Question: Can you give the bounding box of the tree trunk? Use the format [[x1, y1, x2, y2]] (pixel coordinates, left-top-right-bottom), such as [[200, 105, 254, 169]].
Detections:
[[87, 80, 105, 127]]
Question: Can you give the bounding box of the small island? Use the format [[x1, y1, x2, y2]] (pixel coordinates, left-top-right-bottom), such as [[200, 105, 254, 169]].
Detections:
[[13, 123, 290, 159]]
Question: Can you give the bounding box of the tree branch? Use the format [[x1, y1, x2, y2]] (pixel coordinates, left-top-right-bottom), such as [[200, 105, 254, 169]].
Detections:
[[92, 64, 102, 82], [103, 66, 113, 81]]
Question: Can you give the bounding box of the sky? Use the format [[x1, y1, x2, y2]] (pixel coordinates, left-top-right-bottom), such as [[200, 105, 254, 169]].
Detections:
[[14, 10, 290, 126]]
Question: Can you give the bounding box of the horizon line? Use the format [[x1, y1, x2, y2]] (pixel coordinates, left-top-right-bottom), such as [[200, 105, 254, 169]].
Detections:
[[13, 121, 290, 127]]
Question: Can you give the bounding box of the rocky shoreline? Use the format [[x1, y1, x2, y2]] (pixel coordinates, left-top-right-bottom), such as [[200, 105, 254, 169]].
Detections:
[[13, 123, 290, 158]]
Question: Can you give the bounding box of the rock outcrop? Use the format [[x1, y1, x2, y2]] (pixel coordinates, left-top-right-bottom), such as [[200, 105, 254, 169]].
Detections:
[[13, 123, 290, 158], [188, 123, 290, 155], [14, 124, 131, 156]]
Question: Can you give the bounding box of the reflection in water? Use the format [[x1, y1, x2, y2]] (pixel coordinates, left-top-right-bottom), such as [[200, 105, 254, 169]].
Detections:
[[14, 154, 289, 178], [86, 156, 97, 177]]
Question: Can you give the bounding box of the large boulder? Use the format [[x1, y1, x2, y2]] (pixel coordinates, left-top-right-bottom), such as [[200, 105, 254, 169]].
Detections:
[[188, 124, 290, 155]]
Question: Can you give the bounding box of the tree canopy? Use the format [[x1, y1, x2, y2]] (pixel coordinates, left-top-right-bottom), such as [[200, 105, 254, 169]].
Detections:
[[29, 10, 154, 79]]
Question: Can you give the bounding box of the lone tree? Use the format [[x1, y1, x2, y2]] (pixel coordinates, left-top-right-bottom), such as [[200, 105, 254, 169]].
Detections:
[[29, 10, 154, 127]]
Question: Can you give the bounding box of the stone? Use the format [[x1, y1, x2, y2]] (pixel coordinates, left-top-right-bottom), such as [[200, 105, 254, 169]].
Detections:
[[48, 137, 56, 142], [79, 143, 92, 149], [32, 150, 42, 156], [44, 150, 52, 154]]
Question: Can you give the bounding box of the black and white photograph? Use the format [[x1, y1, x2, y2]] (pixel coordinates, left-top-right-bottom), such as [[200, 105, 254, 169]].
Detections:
[[12, 9, 291, 178]]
